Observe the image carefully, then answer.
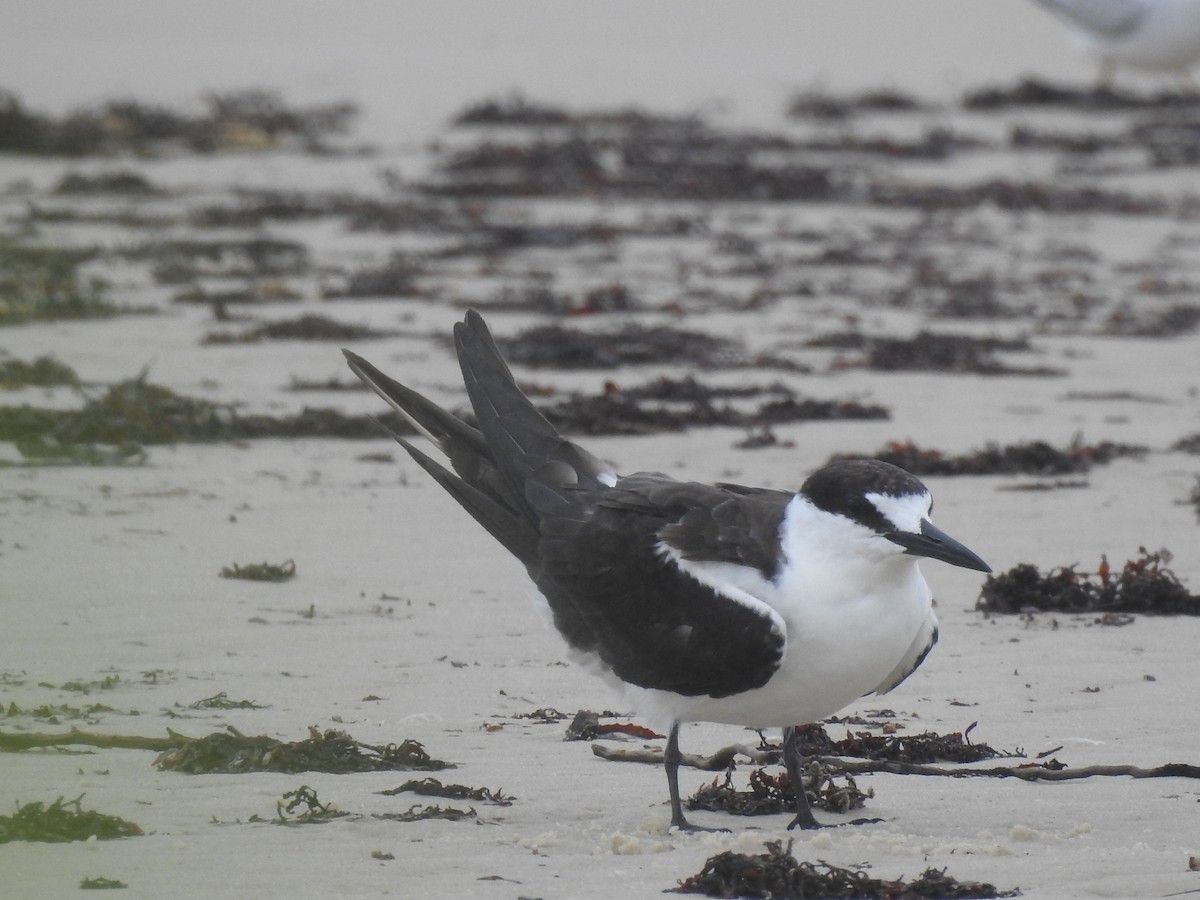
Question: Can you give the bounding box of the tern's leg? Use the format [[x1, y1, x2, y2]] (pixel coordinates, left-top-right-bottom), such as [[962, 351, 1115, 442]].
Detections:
[[664, 721, 688, 828], [664, 721, 727, 833], [782, 725, 821, 830], [783, 725, 883, 830]]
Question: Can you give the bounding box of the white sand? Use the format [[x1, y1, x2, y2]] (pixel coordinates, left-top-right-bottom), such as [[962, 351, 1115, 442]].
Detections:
[[4, 4, 1200, 898]]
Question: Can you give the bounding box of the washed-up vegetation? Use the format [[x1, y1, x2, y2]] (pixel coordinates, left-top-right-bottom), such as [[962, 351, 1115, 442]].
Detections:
[[0, 355, 80, 389], [0, 795, 142, 844], [128, 237, 309, 284], [79, 876, 129, 889], [268, 786, 348, 825], [381, 777, 514, 806], [0, 87, 357, 156], [812, 329, 1064, 375], [0, 372, 413, 457], [672, 839, 1016, 899], [153, 728, 453, 775], [977, 547, 1200, 616], [537, 375, 886, 436], [492, 322, 806, 371], [203, 313, 397, 344], [688, 763, 871, 818], [963, 76, 1200, 112], [219, 560, 296, 582], [836, 437, 1146, 477], [54, 170, 161, 196], [0, 239, 122, 325]]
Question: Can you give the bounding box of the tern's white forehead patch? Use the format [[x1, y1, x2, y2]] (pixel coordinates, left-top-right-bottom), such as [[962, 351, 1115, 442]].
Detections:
[[866, 491, 930, 532]]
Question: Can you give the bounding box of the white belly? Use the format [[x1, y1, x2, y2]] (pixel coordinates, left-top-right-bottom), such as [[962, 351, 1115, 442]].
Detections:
[[629, 554, 936, 729]]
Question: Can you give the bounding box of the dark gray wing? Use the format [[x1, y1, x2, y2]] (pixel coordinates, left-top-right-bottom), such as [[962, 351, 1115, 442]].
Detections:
[[530, 475, 790, 698], [871, 618, 938, 695]]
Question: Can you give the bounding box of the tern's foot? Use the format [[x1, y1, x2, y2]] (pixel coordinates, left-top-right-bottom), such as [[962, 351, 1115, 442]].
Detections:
[[671, 818, 731, 834], [787, 814, 884, 831]]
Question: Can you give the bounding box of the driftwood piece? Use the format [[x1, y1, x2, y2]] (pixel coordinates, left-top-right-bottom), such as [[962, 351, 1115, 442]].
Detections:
[[591, 742, 1200, 781], [592, 742, 778, 770]]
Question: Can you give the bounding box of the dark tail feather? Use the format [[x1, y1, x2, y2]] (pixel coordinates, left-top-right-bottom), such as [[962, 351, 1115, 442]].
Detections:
[[342, 349, 486, 456], [343, 311, 614, 562], [453, 311, 613, 512], [396, 437, 539, 560], [343, 345, 537, 559]]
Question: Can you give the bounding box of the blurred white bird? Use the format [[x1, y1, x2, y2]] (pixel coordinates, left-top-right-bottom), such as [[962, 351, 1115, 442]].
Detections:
[[1033, 0, 1200, 89]]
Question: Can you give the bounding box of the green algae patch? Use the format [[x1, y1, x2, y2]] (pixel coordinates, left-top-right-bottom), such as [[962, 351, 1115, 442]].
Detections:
[[0, 795, 142, 844]]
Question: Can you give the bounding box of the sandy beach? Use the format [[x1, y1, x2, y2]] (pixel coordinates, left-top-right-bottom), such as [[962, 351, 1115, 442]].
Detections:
[[3, 4, 1200, 898]]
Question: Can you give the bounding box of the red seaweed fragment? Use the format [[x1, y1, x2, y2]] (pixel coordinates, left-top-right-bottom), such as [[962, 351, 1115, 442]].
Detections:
[[563, 709, 657, 741], [671, 839, 1017, 899], [976, 547, 1200, 616]]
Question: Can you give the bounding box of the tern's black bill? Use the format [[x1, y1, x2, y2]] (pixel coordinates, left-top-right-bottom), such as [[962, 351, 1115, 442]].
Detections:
[[886, 519, 991, 573]]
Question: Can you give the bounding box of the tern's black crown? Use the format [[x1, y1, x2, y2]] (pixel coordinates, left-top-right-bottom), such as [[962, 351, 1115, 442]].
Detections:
[[800, 459, 928, 534]]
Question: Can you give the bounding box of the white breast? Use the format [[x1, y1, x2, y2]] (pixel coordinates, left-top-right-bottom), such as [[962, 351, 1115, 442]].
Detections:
[[630, 496, 937, 729]]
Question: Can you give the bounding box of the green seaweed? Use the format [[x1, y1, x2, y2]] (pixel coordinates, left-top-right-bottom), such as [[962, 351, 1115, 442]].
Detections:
[[219, 560, 296, 582], [0, 356, 80, 389], [272, 786, 347, 825], [0, 239, 119, 325], [80, 877, 128, 890], [0, 372, 408, 450], [0, 795, 142, 844], [153, 728, 455, 775], [187, 692, 266, 710]]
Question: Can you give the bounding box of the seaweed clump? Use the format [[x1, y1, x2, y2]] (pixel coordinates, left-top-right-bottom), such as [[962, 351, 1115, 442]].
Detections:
[[963, 77, 1196, 111], [0, 356, 80, 389], [0, 240, 119, 325], [977, 547, 1200, 616], [688, 764, 870, 818], [153, 728, 455, 775], [493, 323, 804, 370], [838, 437, 1145, 476], [538, 376, 885, 436], [219, 560, 296, 582], [0, 372, 415, 453], [859, 331, 1060, 375], [204, 313, 395, 344], [0, 795, 142, 843], [671, 839, 1016, 899], [792, 722, 1016, 764], [0, 87, 357, 156], [381, 777, 514, 806]]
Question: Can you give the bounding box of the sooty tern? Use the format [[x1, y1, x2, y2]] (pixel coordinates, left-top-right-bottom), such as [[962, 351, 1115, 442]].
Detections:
[[343, 311, 991, 831]]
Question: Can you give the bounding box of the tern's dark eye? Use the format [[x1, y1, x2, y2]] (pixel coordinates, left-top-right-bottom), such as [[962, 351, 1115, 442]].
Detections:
[[848, 496, 875, 518]]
